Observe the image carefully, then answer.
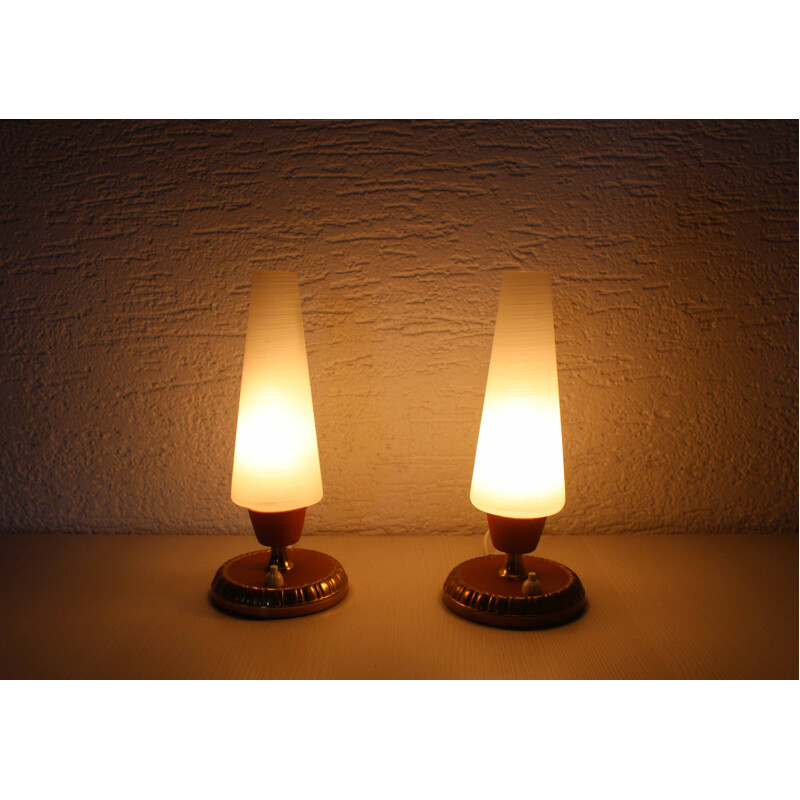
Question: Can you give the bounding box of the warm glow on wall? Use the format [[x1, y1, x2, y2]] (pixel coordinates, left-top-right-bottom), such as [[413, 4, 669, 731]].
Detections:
[[230, 271, 323, 513], [470, 271, 565, 519]]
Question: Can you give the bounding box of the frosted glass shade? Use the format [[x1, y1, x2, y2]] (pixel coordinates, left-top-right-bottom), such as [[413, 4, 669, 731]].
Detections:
[[230, 272, 323, 512], [470, 271, 565, 519]]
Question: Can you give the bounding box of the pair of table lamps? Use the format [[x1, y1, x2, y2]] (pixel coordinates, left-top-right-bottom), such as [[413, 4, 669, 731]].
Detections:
[[210, 271, 585, 628]]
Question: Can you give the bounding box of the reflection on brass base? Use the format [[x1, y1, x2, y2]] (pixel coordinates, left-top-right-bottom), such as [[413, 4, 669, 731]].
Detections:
[[499, 552, 527, 580], [211, 548, 348, 619], [443, 555, 586, 629]]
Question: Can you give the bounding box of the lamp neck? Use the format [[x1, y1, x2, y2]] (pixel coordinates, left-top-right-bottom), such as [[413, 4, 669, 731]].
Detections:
[[268, 545, 293, 573], [499, 552, 528, 581]]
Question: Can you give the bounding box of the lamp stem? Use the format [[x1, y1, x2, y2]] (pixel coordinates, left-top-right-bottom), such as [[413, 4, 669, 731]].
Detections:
[[268, 546, 293, 573], [499, 552, 527, 581]]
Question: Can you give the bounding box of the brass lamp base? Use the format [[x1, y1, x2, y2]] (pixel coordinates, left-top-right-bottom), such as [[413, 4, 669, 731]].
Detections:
[[443, 555, 585, 629], [211, 548, 348, 619]]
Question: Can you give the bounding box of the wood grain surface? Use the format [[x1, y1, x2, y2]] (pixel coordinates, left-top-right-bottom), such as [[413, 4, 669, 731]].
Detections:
[[0, 533, 796, 679]]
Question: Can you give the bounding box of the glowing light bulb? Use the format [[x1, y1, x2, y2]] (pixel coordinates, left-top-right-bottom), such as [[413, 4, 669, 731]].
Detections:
[[230, 272, 323, 512], [470, 271, 565, 519]]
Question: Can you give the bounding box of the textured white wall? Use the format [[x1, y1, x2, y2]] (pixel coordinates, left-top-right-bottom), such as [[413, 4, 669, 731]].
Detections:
[[0, 120, 796, 536]]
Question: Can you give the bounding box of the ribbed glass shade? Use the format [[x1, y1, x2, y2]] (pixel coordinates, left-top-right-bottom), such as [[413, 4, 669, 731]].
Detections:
[[470, 271, 565, 519], [230, 272, 323, 512]]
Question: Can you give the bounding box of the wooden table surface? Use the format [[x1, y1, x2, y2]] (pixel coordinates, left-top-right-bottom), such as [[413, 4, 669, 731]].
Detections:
[[0, 533, 796, 679]]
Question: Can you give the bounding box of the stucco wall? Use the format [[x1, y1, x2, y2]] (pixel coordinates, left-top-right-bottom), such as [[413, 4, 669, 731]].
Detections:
[[0, 120, 796, 535]]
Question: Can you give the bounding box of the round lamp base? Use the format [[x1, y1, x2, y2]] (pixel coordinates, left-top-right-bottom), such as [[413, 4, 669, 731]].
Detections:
[[211, 548, 348, 619], [443, 555, 586, 629]]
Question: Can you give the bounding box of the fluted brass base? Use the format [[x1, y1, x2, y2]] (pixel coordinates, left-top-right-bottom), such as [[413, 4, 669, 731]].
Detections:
[[443, 555, 585, 629], [211, 548, 348, 619]]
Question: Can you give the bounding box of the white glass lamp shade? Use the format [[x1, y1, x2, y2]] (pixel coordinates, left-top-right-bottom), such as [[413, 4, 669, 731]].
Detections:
[[230, 272, 323, 512], [470, 271, 566, 519]]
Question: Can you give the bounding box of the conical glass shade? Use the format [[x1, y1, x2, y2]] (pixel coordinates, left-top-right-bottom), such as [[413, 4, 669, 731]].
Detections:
[[470, 271, 565, 519], [230, 272, 323, 512]]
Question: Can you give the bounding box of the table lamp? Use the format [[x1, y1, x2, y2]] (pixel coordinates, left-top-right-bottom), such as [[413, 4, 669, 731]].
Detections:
[[210, 271, 348, 618], [443, 271, 586, 628]]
